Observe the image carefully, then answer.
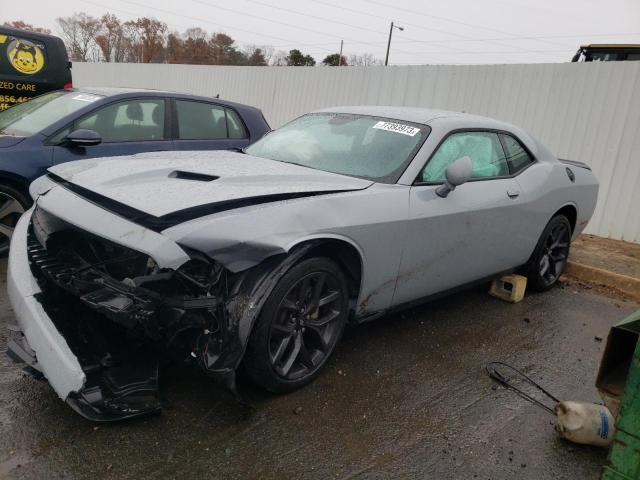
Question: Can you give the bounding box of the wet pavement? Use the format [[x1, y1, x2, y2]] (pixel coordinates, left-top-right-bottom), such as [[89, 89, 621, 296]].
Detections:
[[1, 257, 638, 480]]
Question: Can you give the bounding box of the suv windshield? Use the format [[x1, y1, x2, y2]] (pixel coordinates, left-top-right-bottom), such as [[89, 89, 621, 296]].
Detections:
[[0, 90, 103, 137], [245, 113, 429, 183]]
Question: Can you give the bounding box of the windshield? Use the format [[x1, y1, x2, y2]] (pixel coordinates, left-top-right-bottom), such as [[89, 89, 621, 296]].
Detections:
[[245, 113, 429, 183], [0, 91, 103, 137]]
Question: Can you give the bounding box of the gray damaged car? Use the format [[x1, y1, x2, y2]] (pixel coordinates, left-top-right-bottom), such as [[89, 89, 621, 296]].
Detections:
[[6, 106, 598, 421]]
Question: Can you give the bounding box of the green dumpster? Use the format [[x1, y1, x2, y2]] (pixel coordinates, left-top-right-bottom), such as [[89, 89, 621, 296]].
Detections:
[[597, 309, 640, 480]]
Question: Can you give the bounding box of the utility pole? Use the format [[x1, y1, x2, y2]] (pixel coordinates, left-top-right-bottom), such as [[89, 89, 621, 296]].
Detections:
[[338, 40, 343, 66], [385, 21, 404, 66]]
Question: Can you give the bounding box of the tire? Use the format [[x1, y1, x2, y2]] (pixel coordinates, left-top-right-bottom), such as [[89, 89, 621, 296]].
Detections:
[[243, 257, 349, 393], [524, 214, 572, 292], [0, 184, 30, 257]]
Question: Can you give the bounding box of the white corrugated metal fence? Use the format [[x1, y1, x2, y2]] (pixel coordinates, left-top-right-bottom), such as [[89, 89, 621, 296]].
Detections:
[[73, 61, 640, 243]]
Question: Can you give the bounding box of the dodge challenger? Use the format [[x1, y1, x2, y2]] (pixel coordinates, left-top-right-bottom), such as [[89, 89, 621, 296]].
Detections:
[[6, 106, 598, 421]]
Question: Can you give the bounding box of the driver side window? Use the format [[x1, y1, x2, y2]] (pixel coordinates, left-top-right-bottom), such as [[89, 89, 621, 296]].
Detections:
[[421, 131, 508, 182]]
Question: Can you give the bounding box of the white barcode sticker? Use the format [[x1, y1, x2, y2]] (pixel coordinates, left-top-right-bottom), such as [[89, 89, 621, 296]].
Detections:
[[372, 121, 420, 136]]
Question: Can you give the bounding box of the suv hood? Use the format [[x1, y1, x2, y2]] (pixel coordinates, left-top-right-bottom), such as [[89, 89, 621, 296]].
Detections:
[[47, 150, 373, 219]]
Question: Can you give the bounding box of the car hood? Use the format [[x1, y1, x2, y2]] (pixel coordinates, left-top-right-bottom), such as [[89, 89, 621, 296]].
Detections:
[[0, 135, 26, 148], [47, 150, 374, 218]]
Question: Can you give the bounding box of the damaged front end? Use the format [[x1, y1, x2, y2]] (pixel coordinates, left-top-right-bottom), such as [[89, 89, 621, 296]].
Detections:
[[24, 206, 254, 421]]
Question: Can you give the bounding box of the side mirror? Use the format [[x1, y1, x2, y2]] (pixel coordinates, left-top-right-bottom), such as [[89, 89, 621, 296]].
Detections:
[[65, 129, 102, 147], [436, 156, 473, 198]]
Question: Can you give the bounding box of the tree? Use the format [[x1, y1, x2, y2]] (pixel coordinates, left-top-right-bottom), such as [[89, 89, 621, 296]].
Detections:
[[210, 33, 246, 65], [117, 17, 167, 63], [122, 20, 143, 63], [286, 49, 315, 66], [182, 27, 209, 64], [57, 13, 101, 61], [95, 14, 125, 62], [322, 53, 348, 66], [348, 53, 382, 66], [271, 49, 289, 66], [246, 48, 267, 66], [165, 32, 184, 64], [243, 44, 271, 65], [137, 17, 167, 63], [2, 21, 51, 34]]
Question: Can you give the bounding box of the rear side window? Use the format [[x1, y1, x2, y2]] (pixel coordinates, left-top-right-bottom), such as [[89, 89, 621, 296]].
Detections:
[[501, 134, 534, 173], [75, 99, 165, 143], [176, 100, 247, 140], [226, 108, 247, 139]]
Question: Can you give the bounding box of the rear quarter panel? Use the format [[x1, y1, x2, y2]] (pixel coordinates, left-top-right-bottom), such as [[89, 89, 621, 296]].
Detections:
[[516, 159, 598, 249]]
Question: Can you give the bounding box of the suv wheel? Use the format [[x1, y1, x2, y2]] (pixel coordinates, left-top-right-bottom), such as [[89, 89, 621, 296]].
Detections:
[[0, 184, 29, 256]]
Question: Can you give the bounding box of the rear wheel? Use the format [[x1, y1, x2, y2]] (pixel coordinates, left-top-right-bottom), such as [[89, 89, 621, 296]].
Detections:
[[0, 184, 29, 256], [524, 215, 571, 291], [243, 257, 349, 393]]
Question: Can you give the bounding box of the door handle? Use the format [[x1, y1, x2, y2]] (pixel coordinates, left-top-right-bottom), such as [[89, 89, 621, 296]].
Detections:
[[507, 187, 520, 199]]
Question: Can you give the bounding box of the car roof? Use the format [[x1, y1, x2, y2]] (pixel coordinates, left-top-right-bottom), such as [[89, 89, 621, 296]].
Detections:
[[70, 87, 261, 113], [76, 86, 174, 96], [313, 105, 516, 128], [313, 105, 545, 157]]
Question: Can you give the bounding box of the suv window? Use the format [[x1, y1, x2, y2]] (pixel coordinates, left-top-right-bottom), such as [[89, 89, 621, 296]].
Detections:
[[226, 108, 247, 139], [421, 131, 508, 182], [176, 100, 247, 140], [501, 134, 534, 173], [75, 99, 165, 143]]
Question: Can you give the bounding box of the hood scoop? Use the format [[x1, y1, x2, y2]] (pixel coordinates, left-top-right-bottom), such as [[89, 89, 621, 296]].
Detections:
[[47, 150, 374, 218], [169, 171, 219, 182]]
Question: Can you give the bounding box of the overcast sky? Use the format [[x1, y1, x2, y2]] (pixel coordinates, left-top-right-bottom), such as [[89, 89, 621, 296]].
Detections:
[[3, 0, 640, 64]]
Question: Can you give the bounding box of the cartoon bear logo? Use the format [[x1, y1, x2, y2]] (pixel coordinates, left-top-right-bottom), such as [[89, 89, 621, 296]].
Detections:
[[7, 38, 45, 75]]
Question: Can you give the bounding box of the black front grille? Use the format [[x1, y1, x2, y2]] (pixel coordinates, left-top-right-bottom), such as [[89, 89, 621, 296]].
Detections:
[[27, 207, 153, 286], [27, 224, 75, 284]]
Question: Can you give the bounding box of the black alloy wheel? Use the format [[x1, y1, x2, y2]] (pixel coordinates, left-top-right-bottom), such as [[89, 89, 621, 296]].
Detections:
[[526, 215, 571, 291], [0, 186, 29, 256], [244, 257, 348, 393], [269, 271, 343, 380]]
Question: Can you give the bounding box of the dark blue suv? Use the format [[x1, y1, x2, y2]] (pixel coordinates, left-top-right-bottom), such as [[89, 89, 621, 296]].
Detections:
[[0, 87, 270, 253]]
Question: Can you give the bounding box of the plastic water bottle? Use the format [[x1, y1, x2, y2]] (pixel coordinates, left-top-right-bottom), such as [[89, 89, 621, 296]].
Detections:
[[555, 401, 615, 447]]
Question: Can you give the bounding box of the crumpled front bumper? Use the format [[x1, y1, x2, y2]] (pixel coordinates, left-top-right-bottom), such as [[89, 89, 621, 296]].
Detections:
[[7, 209, 164, 422], [6, 208, 86, 399]]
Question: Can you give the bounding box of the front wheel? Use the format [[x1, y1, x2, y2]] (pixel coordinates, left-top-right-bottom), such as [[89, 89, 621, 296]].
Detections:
[[243, 257, 349, 393], [524, 214, 571, 292], [0, 184, 30, 256]]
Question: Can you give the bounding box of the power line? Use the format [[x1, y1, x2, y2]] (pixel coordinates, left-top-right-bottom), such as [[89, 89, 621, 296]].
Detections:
[[394, 32, 640, 46], [272, 31, 640, 49], [409, 48, 572, 55], [310, 0, 525, 61], [114, 0, 334, 52], [73, 0, 640, 65], [245, 0, 507, 61], [313, 0, 625, 63], [81, 0, 195, 33], [247, 0, 384, 36], [188, 0, 416, 54], [312, 0, 640, 47], [358, 0, 566, 49]]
